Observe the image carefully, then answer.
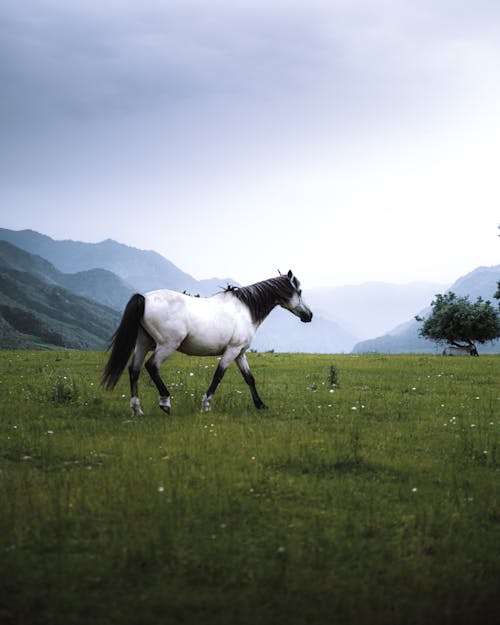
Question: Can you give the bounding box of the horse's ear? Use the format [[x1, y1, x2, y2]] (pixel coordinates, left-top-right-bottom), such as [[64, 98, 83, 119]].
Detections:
[[287, 270, 293, 279]]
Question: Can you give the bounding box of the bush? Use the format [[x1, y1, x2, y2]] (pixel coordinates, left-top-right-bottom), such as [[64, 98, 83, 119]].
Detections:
[[51, 376, 80, 404]]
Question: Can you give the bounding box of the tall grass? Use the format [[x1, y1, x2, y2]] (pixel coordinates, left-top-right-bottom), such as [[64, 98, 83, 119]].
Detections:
[[0, 351, 498, 624]]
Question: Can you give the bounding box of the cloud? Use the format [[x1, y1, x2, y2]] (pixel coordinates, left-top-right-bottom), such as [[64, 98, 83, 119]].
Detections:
[[1, 1, 500, 287], [3, 0, 500, 138]]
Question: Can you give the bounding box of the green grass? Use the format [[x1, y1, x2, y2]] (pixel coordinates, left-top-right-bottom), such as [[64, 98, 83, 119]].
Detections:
[[0, 351, 499, 625]]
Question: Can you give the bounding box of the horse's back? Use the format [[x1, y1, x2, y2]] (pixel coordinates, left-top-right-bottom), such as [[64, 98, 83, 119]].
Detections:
[[142, 290, 191, 344], [142, 289, 255, 356]]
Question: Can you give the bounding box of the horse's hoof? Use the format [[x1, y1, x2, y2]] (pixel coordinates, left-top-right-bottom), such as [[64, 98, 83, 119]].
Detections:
[[130, 397, 144, 417], [201, 393, 211, 412], [159, 396, 171, 415], [257, 403, 268, 410]]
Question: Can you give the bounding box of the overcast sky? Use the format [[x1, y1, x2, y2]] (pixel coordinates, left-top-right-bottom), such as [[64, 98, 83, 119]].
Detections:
[[1, 0, 499, 288]]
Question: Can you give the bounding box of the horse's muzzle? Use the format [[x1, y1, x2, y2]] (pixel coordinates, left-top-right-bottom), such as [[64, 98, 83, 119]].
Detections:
[[300, 311, 313, 323]]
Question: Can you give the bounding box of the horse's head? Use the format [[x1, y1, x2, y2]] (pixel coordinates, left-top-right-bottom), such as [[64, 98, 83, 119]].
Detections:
[[280, 270, 313, 323]]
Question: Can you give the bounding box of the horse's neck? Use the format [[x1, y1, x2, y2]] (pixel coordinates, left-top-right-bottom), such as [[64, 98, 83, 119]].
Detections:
[[239, 284, 279, 324]]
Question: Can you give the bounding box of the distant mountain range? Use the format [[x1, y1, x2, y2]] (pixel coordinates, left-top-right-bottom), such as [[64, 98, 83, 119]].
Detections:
[[0, 239, 133, 310], [352, 265, 500, 354], [0, 228, 229, 297], [306, 281, 448, 340], [0, 228, 498, 353], [0, 229, 353, 352], [0, 241, 121, 349]]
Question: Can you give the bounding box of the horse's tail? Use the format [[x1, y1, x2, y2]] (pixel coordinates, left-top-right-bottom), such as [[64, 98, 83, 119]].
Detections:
[[101, 293, 145, 391]]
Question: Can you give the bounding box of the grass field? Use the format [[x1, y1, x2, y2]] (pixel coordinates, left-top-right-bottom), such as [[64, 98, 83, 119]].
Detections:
[[0, 350, 499, 625]]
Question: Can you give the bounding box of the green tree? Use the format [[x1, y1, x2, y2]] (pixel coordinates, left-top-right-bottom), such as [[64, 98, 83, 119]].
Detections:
[[416, 292, 500, 352]]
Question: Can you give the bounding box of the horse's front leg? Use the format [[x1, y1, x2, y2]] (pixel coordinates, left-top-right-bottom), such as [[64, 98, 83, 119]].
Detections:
[[236, 352, 267, 409], [202, 362, 227, 412], [202, 348, 240, 412]]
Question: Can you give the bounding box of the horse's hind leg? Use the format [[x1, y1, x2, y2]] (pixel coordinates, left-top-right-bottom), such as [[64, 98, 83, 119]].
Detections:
[[145, 342, 178, 415], [128, 329, 153, 417]]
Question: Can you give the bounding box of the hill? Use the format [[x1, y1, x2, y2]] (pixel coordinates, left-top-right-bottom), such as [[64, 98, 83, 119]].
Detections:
[[0, 240, 134, 310], [0, 229, 357, 353], [352, 265, 500, 354], [307, 281, 447, 341], [5, 228, 496, 354], [0, 228, 228, 295], [251, 307, 357, 354], [0, 243, 121, 349]]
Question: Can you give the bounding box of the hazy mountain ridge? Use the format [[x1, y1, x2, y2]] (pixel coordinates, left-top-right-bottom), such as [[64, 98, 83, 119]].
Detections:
[[352, 265, 500, 354], [0, 264, 121, 349], [0, 240, 134, 311], [0, 228, 498, 353], [0, 229, 356, 352], [251, 307, 357, 354], [0, 229, 229, 296], [307, 281, 448, 340]]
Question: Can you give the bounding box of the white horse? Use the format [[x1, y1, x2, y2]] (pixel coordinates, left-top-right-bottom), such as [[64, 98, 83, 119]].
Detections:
[[442, 344, 478, 356], [102, 270, 313, 415]]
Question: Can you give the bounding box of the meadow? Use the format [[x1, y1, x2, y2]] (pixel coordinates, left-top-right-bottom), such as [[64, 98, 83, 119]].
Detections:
[[0, 350, 498, 625]]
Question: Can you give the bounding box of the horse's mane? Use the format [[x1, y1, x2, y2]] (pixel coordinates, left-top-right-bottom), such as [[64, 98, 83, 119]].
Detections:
[[225, 276, 295, 323]]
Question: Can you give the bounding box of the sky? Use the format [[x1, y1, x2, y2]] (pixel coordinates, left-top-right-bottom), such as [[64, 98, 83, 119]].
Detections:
[[1, 0, 499, 288]]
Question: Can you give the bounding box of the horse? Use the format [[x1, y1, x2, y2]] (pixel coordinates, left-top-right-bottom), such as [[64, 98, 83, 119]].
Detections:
[[442, 344, 478, 356], [102, 270, 313, 415]]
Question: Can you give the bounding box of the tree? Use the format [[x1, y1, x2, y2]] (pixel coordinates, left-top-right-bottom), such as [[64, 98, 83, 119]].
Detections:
[[416, 292, 500, 352]]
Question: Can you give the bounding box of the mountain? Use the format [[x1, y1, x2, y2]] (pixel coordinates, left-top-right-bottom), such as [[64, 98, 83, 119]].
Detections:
[[0, 228, 230, 296], [0, 228, 359, 352], [0, 252, 121, 349], [352, 265, 500, 354], [0, 240, 134, 310], [252, 307, 357, 354], [6, 228, 496, 354], [307, 281, 447, 341]]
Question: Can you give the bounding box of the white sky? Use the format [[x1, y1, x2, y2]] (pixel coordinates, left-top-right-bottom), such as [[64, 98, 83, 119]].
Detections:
[[1, 0, 499, 287]]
